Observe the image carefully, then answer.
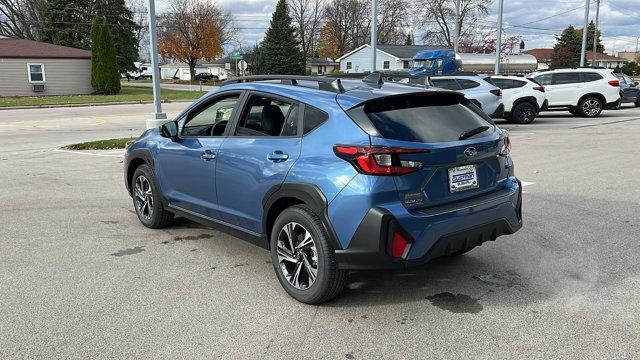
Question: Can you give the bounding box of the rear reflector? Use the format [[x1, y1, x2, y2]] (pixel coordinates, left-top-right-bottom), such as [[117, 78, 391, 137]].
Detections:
[[490, 89, 502, 96], [532, 86, 545, 92], [334, 145, 427, 176], [608, 80, 620, 87], [391, 232, 410, 259]]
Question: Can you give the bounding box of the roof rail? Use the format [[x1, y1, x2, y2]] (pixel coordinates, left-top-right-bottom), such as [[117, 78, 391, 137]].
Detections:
[[220, 75, 345, 93], [429, 71, 478, 77]]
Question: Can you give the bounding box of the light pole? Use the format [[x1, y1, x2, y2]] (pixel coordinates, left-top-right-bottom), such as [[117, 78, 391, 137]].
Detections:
[[592, 0, 600, 68], [580, 0, 590, 67], [371, 0, 377, 72], [145, 0, 167, 129], [494, 0, 504, 74]]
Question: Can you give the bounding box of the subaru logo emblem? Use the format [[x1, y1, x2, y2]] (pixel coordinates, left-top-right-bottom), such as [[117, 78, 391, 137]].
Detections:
[[464, 147, 477, 157]]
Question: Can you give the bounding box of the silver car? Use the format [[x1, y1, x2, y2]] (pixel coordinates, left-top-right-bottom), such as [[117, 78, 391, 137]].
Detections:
[[428, 75, 504, 117]]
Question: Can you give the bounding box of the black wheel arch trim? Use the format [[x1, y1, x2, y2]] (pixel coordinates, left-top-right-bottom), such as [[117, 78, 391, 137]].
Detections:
[[124, 148, 154, 194], [262, 183, 343, 250], [512, 96, 540, 111]]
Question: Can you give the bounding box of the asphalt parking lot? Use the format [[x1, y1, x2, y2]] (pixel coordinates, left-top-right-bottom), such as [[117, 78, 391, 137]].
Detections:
[[1, 103, 639, 359]]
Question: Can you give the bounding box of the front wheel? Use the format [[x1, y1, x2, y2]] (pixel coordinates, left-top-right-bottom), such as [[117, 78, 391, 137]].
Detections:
[[270, 205, 348, 304], [131, 165, 174, 229], [578, 96, 603, 117], [511, 102, 537, 124]]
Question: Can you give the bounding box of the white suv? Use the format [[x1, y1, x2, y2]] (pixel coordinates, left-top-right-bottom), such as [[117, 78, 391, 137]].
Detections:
[[527, 68, 621, 117], [488, 75, 547, 124]]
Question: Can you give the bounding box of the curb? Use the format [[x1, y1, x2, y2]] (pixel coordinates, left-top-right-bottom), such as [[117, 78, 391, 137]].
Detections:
[[0, 99, 194, 111]]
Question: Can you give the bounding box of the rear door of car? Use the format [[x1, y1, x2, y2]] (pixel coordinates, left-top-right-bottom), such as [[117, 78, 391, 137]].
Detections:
[[215, 91, 303, 234], [549, 72, 582, 106]]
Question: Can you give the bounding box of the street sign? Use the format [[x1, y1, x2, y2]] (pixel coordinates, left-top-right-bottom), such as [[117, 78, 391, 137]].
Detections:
[[230, 51, 243, 60], [224, 62, 231, 70], [238, 60, 248, 71]]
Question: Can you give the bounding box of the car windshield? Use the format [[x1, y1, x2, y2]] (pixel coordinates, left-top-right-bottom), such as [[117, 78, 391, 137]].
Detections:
[[412, 59, 436, 68]]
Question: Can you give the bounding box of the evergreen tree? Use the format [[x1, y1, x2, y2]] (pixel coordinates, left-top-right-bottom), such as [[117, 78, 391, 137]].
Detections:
[[580, 21, 605, 53], [94, 0, 140, 71], [259, 0, 306, 75], [550, 25, 581, 68], [405, 33, 413, 46], [91, 17, 101, 88], [41, 0, 94, 49], [94, 20, 121, 94]]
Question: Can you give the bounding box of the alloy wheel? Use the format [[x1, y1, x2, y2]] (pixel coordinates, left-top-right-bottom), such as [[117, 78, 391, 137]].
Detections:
[[134, 175, 154, 220], [517, 104, 534, 123], [582, 99, 601, 117], [276, 222, 318, 290]]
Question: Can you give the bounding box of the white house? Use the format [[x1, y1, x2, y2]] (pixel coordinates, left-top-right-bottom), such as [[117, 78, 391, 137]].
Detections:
[[307, 58, 338, 75], [159, 61, 232, 80], [336, 45, 444, 73]]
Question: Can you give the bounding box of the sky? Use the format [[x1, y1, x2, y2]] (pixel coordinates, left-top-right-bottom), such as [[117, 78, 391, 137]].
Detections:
[[155, 0, 640, 55]]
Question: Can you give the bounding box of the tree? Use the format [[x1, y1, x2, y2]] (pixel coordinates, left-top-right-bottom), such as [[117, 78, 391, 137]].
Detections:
[[94, 0, 140, 71], [259, 0, 306, 74], [289, 0, 325, 58], [126, 0, 149, 61], [323, 0, 369, 55], [576, 20, 605, 53], [550, 25, 581, 68], [158, 0, 233, 80], [316, 20, 340, 59], [93, 20, 121, 94], [376, 0, 410, 45], [0, 0, 45, 40], [620, 61, 640, 76], [91, 17, 100, 87], [417, 0, 492, 47], [40, 0, 94, 49], [405, 33, 413, 45]]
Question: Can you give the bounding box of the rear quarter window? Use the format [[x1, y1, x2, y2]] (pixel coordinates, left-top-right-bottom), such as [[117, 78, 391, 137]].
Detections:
[[303, 106, 328, 135], [430, 78, 461, 90], [581, 72, 603, 82], [457, 79, 481, 89], [362, 93, 494, 143]]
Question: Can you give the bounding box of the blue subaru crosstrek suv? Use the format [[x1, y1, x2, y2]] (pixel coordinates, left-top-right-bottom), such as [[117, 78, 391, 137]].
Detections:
[[124, 74, 522, 304]]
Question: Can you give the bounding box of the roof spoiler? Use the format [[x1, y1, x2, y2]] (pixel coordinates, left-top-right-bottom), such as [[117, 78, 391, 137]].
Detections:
[[220, 75, 345, 93]]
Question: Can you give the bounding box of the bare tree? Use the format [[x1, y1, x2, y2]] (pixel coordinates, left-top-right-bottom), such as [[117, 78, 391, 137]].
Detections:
[[289, 0, 325, 58], [0, 0, 44, 40], [126, 0, 149, 61], [323, 0, 369, 56], [417, 0, 492, 47], [376, 0, 410, 45], [158, 0, 235, 80]]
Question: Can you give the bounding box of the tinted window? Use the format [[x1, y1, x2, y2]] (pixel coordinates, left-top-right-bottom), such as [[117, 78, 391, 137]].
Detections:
[[182, 95, 239, 137], [303, 106, 328, 135], [430, 78, 461, 90], [492, 78, 527, 89], [364, 93, 493, 143], [235, 95, 299, 137], [581, 72, 603, 82], [533, 74, 552, 86], [457, 79, 480, 89], [553, 72, 581, 85]]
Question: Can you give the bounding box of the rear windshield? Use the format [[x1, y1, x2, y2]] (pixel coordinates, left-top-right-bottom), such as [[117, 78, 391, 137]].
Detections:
[[361, 93, 494, 143]]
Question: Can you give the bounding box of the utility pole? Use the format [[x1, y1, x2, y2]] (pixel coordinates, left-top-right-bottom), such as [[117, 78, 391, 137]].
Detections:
[[371, 0, 377, 72], [580, 0, 590, 67], [494, 0, 504, 74], [453, 0, 460, 53], [145, 0, 167, 129], [592, 0, 600, 67]]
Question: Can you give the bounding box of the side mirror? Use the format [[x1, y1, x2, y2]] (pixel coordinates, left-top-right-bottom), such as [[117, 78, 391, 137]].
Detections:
[[633, 82, 639, 87], [161, 121, 179, 140]]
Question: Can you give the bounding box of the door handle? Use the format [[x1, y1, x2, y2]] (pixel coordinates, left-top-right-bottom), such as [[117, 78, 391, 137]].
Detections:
[[268, 151, 289, 162], [201, 151, 216, 161]]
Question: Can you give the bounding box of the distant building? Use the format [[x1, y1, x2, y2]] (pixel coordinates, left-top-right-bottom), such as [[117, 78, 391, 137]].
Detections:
[[306, 58, 338, 75], [159, 61, 232, 81], [524, 48, 628, 70], [615, 51, 639, 62], [0, 37, 93, 97], [336, 45, 445, 73]]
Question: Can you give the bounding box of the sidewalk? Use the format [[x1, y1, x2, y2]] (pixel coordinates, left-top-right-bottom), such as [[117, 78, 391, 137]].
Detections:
[[122, 81, 218, 92]]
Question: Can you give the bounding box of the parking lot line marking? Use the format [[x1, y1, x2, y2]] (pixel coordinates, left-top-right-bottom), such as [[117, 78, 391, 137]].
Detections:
[[521, 181, 535, 187], [51, 149, 124, 157]]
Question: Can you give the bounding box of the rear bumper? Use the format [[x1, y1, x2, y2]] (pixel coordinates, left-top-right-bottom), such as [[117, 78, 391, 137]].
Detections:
[[539, 99, 548, 111], [489, 103, 505, 118], [334, 178, 522, 270], [606, 98, 622, 109]]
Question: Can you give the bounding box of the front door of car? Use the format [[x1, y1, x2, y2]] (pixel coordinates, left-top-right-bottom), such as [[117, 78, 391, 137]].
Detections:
[[621, 75, 639, 102], [215, 92, 303, 235], [154, 91, 243, 219]]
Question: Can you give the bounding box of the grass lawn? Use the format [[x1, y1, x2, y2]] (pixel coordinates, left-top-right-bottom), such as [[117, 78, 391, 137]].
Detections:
[[0, 86, 207, 107], [63, 137, 137, 150]]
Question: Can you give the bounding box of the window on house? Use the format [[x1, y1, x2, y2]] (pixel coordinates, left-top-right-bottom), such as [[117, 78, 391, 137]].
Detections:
[[346, 62, 352, 70], [27, 63, 45, 83], [403, 60, 410, 69], [383, 61, 390, 69]]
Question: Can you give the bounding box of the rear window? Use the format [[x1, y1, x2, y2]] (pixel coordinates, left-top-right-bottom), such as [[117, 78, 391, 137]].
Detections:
[[362, 93, 494, 143]]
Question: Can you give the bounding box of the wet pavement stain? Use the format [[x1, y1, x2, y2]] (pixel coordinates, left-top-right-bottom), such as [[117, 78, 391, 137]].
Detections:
[[345, 353, 355, 359], [173, 234, 213, 241], [190, 248, 198, 252], [474, 272, 522, 288], [231, 262, 249, 268], [101, 220, 119, 224], [425, 292, 483, 314], [111, 246, 145, 257]]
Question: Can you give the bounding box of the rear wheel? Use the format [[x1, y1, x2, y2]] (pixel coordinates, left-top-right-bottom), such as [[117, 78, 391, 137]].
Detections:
[[511, 102, 537, 124], [131, 165, 174, 229], [635, 99, 640, 108], [578, 96, 603, 117], [270, 205, 348, 304]]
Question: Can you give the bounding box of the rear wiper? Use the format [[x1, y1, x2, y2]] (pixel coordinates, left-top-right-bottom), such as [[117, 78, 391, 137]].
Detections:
[[459, 126, 490, 140]]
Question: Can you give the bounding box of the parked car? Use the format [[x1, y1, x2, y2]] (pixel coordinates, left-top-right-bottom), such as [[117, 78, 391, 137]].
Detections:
[[124, 75, 523, 304], [428, 74, 504, 118], [527, 68, 621, 117], [194, 72, 219, 82], [614, 73, 640, 107], [487, 75, 547, 124]]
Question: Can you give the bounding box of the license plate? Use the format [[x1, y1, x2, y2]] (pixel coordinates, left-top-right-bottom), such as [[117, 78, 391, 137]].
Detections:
[[448, 165, 478, 192]]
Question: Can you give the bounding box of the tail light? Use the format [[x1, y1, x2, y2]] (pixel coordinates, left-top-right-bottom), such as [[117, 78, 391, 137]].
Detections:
[[532, 86, 545, 92], [391, 232, 411, 259], [608, 80, 620, 87], [499, 130, 511, 156], [333, 145, 427, 175], [490, 89, 502, 96]]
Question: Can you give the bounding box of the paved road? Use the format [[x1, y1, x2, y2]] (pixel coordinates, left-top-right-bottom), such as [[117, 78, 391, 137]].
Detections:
[[123, 81, 219, 92], [1, 103, 639, 359]]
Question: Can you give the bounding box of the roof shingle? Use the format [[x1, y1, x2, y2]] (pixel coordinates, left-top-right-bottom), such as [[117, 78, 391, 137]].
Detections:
[[0, 38, 91, 59]]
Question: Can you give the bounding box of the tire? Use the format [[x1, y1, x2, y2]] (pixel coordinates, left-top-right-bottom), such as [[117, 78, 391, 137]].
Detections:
[[503, 113, 513, 123], [635, 99, 640, 108], [131, 164, 174, 229], [569, 108, 578, 116], [510, 102, 537, 124], [270, 205, 348, 304], [577, 96, 603, 117]]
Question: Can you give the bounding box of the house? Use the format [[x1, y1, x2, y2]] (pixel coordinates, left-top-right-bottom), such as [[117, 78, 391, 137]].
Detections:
[[336, 45, 445, 73], [307, 58, 338, 75], [160, 60, 234, 80], [524, 48, 628, 70], [615, 51, 639, 62], [0, 37, 92, 97]]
